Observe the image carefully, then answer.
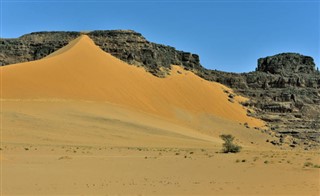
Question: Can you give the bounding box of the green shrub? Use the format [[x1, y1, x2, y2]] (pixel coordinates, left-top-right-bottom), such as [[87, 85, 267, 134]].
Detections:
[[220, 134, 242, 153], [313, 164, 320, 168]]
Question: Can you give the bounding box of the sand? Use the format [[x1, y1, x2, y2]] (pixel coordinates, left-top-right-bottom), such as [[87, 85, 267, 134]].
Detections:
[[2, 144, 319, 195], [1, 35, 319, 195], [1, 35, 264, 127]]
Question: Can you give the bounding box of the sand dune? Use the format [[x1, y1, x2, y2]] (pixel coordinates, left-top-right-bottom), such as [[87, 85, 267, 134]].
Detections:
[[1, 35, 264, 128], [1, 35, 319, 195]]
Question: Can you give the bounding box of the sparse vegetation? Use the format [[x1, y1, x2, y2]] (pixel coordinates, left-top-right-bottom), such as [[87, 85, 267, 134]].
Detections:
[[244, 122, 249, 128], [304, 162, 313, 168], [219, 134, 242, 153], [313, 164, 320, 168], [303, 162, 320, 169], [235, 159, 246, 163]]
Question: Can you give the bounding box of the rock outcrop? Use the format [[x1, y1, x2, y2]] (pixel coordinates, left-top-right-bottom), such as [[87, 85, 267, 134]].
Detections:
[[88, 30, 201, 77], [0, 31, 81, 65], [1, 30, 319, 148], [239, 54, 320, 147], [0, 30, 201, 77], [257, 53, 316, 74]]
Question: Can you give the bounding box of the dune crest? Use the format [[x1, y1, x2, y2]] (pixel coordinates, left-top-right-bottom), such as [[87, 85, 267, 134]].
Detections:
[[1, 35, 264, 127]]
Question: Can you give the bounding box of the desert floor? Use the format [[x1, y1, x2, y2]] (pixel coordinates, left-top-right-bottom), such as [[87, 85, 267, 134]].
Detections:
[[2, 142, 319, 195], [1, 100, 319, 195]]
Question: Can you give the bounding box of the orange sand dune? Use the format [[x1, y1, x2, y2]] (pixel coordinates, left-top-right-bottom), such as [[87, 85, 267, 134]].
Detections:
[[2, 35, 319, 196], [1, 35, 263, 127]]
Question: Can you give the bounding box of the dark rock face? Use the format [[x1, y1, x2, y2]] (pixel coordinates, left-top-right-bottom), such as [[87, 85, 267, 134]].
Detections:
[[237, 54, 320, 147], [0, 31, 81, 66], [257, 53, 316, 74], [87, 30, 201, 77], [1, 30, 319, 148], [0, 30, 201, 77]]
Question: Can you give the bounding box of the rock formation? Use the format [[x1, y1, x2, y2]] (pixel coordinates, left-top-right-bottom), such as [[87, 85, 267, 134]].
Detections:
[[257, 53, 316, 74], [0, 30, 200, 77], [238, 54, 319, 147]]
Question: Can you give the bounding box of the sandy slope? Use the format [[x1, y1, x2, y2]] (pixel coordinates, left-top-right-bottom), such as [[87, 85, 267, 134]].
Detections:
[[1, 35, 263, 127], [1, 35, 319, 195]]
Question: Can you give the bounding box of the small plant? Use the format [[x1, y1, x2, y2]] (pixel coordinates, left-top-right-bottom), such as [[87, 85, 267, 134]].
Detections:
[[313, 164, 320, 168], [303, 161, 320, 169], [304, 162, 314, 168], [219, 134, 242, 153], [244, 122, 249, 128]]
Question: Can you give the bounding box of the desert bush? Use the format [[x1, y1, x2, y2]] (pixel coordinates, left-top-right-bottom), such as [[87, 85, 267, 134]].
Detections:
[[303, 162, 320, 168], [304, 162, 313, 167], [220, 134, 242, 153], [313, 164, 320, 168]]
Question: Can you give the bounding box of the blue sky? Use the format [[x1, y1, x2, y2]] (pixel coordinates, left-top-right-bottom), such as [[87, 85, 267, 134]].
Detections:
[[1, 0, 319, 72]]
